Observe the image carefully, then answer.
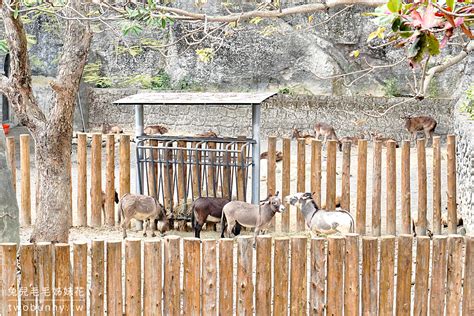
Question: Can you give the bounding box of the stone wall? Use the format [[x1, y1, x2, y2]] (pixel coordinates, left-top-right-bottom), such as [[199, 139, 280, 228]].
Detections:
[[454, 98, 474, 234], [87, 88, 454, 141]]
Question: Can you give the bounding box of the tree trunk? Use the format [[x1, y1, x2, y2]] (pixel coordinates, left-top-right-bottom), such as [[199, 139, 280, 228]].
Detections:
[[30, 119, 74, 243]]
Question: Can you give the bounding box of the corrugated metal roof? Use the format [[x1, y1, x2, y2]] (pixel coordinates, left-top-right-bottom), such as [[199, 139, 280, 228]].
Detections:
[[113, 91, 277, 105]]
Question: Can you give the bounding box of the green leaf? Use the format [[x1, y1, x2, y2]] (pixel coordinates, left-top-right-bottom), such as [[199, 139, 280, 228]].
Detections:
[[367, 27, 386, 42], [392, 17, 402, 32], [13, 8, 19, 19], [387, 0, 401, 13], [446, 0, 455, 11], [426, 33, 440, 56], [399, 23, 413, 38], [0, 40, 9, 53], [161, 18, 166, 28]]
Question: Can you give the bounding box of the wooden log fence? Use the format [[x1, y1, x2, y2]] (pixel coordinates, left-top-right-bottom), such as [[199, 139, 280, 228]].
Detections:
[[11, 133, 463, 237], [0, 234, 471, 315]]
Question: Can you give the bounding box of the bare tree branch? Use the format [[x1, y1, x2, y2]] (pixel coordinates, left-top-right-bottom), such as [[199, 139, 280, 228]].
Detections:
[[1, 0, 46, 132], [423, 40, 474, 96]]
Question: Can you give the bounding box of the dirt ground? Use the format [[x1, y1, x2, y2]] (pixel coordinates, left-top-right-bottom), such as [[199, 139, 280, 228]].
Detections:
[[8, 125, 458, 243]]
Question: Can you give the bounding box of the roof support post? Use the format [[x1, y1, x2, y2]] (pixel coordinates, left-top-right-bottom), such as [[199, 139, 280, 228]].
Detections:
[[251, 103, 260, 205]]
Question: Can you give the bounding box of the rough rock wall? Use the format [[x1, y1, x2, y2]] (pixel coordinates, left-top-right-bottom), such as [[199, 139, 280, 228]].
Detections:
[[454, 108, 474, 234], [10, 2, 468, 97], [87, 88, 454, 140], [0, 128, 20, 243]]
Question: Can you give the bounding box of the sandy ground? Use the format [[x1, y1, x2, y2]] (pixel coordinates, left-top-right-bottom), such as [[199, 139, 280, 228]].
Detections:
[[7, 125, 459, 243]]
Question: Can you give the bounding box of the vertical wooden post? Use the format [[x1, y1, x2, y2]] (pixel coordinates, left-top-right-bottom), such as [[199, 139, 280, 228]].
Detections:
[[143, 240, 162, 315], [207, 141, 216, 196], [55, 244, 71, 316], [218, 238, 234, 315], [256, 235, 272, 316], [125, 239, 141, 316], [73, 242, 87, 315], [446, 135, 457, 234], [401, 140, 411, 234], [311, 139, 322, 207], [372, 140, 382, 236], [267, 137, 277, 229], [105, 134, 115, 226], [386, 140, 397, 235], [327, 236, 345, 316], [163, 142, 174, 210], [0, 243, 17, 315], [90, 240, 104, 315], [297, 138, 306, 230], [417, 139, 427, 236], [36, 242, 53, 315], [6, 136, 15, 191], [183, 238, 201, 315], [164, 236, 180, 315], [222, 149, 231, 200], [356, 139, 368, 235], [379, 236, 395, 316], [202, 239, 217, 315], [19, 244, 35, 316], [430, 236, 448, 316], [395, 234, 413, 316], [362, 237, 378, 316], [290, 236, 308, 315], [91, 133, 102, 227], [413, 236, 431, 316], [119, 134, 131, 198], [236, 140, 245, 201], [177, 140, 187, 203], [236, 236, 254, 315], [107, 241, 123, 316], [281, 138, 291, 232], [326, 140, 337, 210], [432, 136, 442, 235], [20, 134, 31, 225], [274, 237, 290, 316], [341, 141, 351, 210], [344, 234, 359, 316], [462, 236, 473, 316], [446, 235, 463, 316], [77, 133, 87, 227]]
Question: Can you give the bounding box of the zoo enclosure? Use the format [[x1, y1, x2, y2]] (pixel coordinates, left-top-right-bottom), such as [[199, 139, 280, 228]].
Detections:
[[7, 133, 461, 236], [0, 234, 472, 315]]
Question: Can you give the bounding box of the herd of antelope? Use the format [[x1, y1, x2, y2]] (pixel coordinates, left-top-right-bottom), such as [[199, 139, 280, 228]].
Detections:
[[105, 115, 444, 240], [292, 114, 438, 149]]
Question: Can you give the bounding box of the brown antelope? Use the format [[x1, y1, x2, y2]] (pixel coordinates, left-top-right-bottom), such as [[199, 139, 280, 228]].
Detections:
[[402, 115, 437, 142], [260, 151, 283, 162], [338, 133, 365, 151], [292, 128, 315, 145], [314, 122, 340, 146], [144, 125, 168, 135], [369, 132, 400, 148], [196, 130, 218, 138], [102, 123, 123, 134]]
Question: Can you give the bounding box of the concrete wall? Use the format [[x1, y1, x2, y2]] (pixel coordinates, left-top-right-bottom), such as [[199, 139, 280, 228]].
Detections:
[[454, 98, 474, 234], [87, 88, 454, 140]]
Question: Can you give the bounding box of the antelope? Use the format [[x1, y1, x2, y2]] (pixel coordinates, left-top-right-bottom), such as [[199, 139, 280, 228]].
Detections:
[[370, 132, 400, 148], [402, 115, 437, 143], [292, 127, 315, 145], [144, 125, 168, 135], [314, 122, 340, 146]]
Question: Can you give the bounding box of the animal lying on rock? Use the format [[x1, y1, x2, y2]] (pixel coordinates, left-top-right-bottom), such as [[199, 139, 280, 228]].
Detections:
[[118, 193, 169, 238], [191, 197, 242, 238], [286, 192, 354, 235], [260, 151, 283, 162], [221, 192, 285, 239]]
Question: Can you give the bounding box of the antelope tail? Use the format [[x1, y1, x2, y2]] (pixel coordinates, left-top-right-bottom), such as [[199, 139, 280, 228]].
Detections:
[[190, 202, 196, 229]]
